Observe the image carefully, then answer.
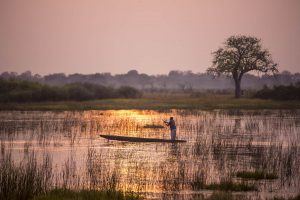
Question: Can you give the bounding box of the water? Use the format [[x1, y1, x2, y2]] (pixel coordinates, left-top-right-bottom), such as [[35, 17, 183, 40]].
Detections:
[[0, 110, 299, 199]]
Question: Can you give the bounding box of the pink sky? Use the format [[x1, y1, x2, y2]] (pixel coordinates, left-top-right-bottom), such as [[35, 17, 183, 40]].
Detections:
[[0, 0, 300, 75]]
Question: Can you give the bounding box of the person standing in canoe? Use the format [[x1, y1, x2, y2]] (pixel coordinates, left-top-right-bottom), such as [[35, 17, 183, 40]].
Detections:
[[164, 117, 176, 141]]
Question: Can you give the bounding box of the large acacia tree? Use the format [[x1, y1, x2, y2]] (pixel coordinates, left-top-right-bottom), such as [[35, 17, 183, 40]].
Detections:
[[207, 35, 278, 98]]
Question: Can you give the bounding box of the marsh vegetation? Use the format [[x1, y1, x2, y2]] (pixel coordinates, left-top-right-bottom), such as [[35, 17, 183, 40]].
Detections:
[[236, 171, 278, 180], [1, 95, 300, 111], [0, 109, 299, 199]]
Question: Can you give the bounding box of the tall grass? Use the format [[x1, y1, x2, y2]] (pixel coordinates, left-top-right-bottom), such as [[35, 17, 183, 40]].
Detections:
[[204, 181, 257, 191], [1, 95, 300, 111], [208, 191, 234, 200], [0, 149, 141, 200], [191, 178, 257, 192], [0, 153, 52, 200], [0, 109, 299, 199], [32, 189, 141, 200]]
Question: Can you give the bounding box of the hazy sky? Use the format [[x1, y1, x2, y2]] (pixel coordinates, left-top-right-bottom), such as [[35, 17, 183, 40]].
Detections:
[[0, 0, 300, 75]]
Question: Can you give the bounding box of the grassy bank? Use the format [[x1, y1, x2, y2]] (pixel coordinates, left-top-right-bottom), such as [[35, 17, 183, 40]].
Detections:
[[0, 95, 300, 111]]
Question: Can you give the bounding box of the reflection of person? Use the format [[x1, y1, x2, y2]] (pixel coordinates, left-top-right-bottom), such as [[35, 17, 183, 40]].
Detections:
[[164, 117, 176, 140]]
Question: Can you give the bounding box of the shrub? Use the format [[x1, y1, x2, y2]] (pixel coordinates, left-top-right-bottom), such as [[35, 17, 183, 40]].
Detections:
[[254, 84, 300, 100], [117, 86, 142, 98], [0, 79, 142, 102]]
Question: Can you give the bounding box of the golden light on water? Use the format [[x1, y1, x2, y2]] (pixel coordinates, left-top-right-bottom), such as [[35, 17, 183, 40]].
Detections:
[[1, 110, 300, 198], [110, 110, 153, 122]]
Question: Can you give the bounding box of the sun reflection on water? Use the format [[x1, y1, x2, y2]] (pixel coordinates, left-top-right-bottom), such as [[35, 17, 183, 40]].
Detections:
[[0, 109, 299, 199]]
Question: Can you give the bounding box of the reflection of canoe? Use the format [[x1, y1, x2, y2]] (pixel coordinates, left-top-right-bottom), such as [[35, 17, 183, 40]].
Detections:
[[100, 135, 186, 143]]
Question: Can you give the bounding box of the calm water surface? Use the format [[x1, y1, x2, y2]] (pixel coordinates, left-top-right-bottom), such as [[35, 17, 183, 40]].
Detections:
[[0, 110, 299, 199]]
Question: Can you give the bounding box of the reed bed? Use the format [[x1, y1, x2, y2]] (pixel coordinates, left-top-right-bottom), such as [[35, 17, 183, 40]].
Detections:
[[0, 153, 52, 200], [0, 109, 299, 199], [236, 171, 278, 180], [0, 149, 142, 200]]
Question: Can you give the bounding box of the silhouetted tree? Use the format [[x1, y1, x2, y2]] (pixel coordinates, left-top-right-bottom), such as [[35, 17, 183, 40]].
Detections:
[[44, 73, 66, 85], [19, 71, 32, 80], [207, 35, 278, 98], [127, 70, 139, 76]]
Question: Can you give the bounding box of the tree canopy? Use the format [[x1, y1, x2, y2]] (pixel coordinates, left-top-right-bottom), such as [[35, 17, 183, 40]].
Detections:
[[207, 35, 278, 98]]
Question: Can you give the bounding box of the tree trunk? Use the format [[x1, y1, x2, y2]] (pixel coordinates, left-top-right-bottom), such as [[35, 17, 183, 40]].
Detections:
[[234, 78, 241, 98]]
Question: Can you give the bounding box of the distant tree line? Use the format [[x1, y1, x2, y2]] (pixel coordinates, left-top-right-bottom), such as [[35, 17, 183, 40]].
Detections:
[[0, 79, 141, 103], [1, 70, 299, 92], [254, 83, 300, 100]]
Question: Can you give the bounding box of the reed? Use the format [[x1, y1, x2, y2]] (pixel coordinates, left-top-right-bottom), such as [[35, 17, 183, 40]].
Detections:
[[32, 189, 142, 200], [0, 150, 142, 200], [236, 171, 278, 180], [191, 179, 257, 192], [0, 153, 52, 200], [143, 124, 164, 129], [204, 181, 257, 191]]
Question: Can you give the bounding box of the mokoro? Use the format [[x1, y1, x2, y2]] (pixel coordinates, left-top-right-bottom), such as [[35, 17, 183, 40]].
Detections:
[[100, 135, 187, 143]]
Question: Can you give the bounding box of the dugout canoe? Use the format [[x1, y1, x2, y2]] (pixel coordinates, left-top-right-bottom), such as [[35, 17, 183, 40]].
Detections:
[[100, 134, 186, 143]]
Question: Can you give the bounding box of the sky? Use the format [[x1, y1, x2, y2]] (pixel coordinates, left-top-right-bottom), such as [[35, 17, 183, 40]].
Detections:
[[0, 0, 300, 75]]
